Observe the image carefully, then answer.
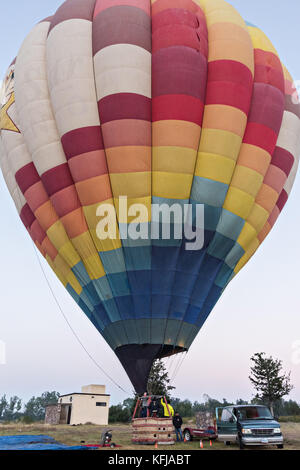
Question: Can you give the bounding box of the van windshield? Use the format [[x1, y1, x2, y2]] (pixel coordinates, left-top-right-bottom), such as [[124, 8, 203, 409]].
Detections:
[[235, 406, 273, 420]]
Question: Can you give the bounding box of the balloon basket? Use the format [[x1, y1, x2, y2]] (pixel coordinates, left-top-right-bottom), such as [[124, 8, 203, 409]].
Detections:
[[132, 417, 175, 445]]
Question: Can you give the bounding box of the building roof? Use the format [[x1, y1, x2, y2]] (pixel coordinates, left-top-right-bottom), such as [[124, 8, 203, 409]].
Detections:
[[59, 392, 110, 398]]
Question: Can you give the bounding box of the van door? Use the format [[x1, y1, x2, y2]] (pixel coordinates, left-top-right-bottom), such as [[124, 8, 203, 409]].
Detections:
[[216, 408, 237, 443]]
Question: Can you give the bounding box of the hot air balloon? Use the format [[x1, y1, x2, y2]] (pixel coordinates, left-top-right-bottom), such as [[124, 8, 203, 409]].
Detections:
[[1, 0, 300, 394]]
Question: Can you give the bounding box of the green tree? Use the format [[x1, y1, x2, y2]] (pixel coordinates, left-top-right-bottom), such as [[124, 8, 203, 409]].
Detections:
[[173, 399, 193, 417], [0, 395, 22, 421], [109, 404, 131, 423], [283, 400, 300, 416], [275, 399, 300, 417], [24, 391, 60, 422], [0, 395, 8, 420], [147, 359, 175, 397], [249, 352, 293, 415], [236, 398, 248, 406], [122, 397, 136, 416]]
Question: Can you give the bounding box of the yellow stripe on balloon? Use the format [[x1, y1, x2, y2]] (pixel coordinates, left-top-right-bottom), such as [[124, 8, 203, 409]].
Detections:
[[153, 147, 197, 175], [199, 129, 242, 161], [236, 222, 257, 251], [247, 26, 278, 55], [230, 166, 264, 198], [234, 238, 260, 274], [153, 172, 194, 200], [194, 152, 235, 184], [114, 196, 152, 224], [223, 187, 254, 219]]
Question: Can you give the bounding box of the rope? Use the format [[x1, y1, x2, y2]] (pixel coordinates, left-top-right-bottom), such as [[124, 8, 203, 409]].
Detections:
[[32, 243, 130, 395], [170, 351, 188, 384]]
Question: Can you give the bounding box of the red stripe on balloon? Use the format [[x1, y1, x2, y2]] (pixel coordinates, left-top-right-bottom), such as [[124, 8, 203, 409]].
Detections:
[[254, 64, 285, 93], [94, 0, 150, 18], [61, 126, 104, 160], [41, 163, 74, 197], [254, 49, 283, 72], [271, 147, 295, 177], [243, 122, 277, 154], [276, 189, 288, 212], [248, 83, 285, 134], [98, 94, 151, 124], [30, 219, 47, 245], [68, 151, 109, 182], [49, 0, 96, 33], [152, 0, 202, 16], [152, 7, 199, 30], [205, 81, 252, 115], [152, 95, 204, 125], [15, 163, 40, 195], [208, 60, 253, 89], [152, 47, 207, 100], [20, 204, 35, 229], [92, 5, 151, 54], [152, 24, 206, 54], [50, 185, 82, 218]]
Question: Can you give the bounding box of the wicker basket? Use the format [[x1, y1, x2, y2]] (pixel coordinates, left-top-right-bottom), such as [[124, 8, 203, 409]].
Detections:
[[132, 417, 175, 445]]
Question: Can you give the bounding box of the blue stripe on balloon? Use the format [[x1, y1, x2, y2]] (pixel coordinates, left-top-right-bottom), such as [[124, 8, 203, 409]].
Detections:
[[152, 245, 180, 270], [113, 295, 134, 320], [71, 260, 92, 285], [102, 298, 122, 322], [106, 272, 130, 296], [207, 232, 236, 260], [151, 294, 172, 318], [224, 242, 245, 269], [123, 246, 151, 270], [129, 294, 151, 318], [92, 277, 113, 301], [245, 20, 257, 27], [99, 248, 126, 274], [215, 209, 245, 240], [191, 176, 228, 207], [127, 269, 151, 294], [215, 264, 234, 288]]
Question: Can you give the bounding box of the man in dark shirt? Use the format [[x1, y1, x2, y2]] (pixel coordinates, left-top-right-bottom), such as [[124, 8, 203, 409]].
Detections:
[[173, 412, 183, 442], [140, 393, 149, 418]]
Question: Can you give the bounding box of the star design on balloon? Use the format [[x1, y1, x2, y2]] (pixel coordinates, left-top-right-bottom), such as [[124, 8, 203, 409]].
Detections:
[[0, 92, 20, 133]]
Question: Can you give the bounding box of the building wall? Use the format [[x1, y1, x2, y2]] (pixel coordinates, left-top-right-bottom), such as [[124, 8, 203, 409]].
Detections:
[[81, 385, 106, 394], [45, 405, 60, 425], [60, 392, 110, 425]]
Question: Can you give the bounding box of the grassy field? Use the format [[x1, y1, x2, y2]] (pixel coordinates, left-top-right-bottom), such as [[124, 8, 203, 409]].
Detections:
[[0, 421, 299, 450]]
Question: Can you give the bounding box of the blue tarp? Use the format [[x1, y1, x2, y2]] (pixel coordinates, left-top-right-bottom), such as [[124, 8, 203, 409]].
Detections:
[[0, 435, 87, 450]]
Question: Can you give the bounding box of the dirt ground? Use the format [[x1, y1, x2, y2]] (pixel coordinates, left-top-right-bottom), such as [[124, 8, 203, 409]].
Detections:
[[0, 422, 299, 450]]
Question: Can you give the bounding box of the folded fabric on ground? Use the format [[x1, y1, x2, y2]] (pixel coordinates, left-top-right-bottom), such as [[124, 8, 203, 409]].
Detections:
[[0, 435, 87, 450]]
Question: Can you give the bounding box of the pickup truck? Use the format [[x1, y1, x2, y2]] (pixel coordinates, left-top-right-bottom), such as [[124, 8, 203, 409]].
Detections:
[[216, 405, 284, 449], [183, 411, 217, 442], [183, 427, 217, 442]]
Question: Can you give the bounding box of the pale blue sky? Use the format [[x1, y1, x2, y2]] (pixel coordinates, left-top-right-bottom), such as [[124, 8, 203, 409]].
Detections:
[[1, 1, 300, 406]]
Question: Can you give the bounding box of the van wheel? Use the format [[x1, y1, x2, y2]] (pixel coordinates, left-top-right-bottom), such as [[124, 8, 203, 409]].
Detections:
[[277, 444, 284, 449], [225, 441, 231, 446], [238, 435, 245, 450]]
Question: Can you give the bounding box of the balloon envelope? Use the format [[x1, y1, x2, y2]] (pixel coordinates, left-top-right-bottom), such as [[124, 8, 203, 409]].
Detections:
[[1, 0, 300, 393]]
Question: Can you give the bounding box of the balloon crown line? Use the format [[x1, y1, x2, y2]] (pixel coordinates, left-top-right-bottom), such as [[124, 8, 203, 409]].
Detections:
[[96, 196, 205, 251]]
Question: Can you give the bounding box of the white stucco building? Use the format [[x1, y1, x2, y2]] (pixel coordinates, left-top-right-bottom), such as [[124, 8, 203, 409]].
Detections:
[[45, 385, 110, 426]]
